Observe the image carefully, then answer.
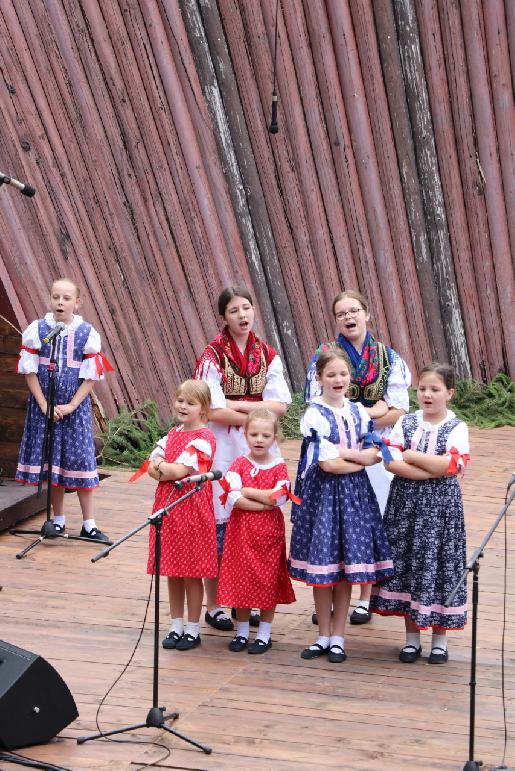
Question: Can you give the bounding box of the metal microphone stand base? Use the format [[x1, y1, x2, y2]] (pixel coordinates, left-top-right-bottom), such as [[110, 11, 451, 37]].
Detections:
[[10, 520, 112, 559], [463, 761, 481, 770], [77, 706, 211, 753]]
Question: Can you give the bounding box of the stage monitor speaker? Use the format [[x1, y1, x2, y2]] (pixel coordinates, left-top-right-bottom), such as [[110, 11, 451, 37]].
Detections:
[[0, 639, 78, 749]]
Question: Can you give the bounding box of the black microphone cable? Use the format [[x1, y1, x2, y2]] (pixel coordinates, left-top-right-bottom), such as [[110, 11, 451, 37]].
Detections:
[[269, 0, 279, 134]]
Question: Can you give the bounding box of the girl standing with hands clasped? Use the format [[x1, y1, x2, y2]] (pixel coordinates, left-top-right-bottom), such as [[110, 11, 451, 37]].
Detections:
[[147, 380, 218, 652], [16, 277, 112, 542], [289, 350, 394, 663], [370, 364, 470, 664], [216, 408, 296, 654]]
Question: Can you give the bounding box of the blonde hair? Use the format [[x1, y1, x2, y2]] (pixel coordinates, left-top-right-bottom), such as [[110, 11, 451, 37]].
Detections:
[[245, 407, 279, 437], [331, 289, 368, 316], [315, 348, 352, 378], [52, 277, 80, 298], [176, 380, 211, 420]]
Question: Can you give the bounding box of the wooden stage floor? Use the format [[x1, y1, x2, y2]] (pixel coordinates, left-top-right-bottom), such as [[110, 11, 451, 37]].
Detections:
[[1, 428, 514, 770]]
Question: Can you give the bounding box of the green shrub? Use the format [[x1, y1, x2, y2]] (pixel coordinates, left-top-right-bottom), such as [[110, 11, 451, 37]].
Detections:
[[98, 400, 174, 468]]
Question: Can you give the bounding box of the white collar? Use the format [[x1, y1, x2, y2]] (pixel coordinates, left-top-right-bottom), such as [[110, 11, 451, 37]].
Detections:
[[416, 409, 456, 430], [244, 455, 283, 470], [44, 312, 84, 332], [314, 395, 350, 413]]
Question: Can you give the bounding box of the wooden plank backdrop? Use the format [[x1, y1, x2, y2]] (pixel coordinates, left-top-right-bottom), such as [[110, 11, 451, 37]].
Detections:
[[0, 429, 513, 769], [0, 0, 513, 420]]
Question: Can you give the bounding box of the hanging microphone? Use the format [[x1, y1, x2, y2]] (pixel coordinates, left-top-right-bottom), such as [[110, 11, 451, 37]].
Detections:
[[43, 322, 65, 343], [269, 91, 278, 134], [0, 172, 36, 197], [175, 470, 223, 490]]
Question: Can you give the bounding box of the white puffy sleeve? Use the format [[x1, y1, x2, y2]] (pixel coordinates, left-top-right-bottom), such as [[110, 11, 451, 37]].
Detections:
[[226, 470, 243, 508], [200, 361, 226, 409], [386, 416, 407, 461], [445, 422, 470, 471], [301, 406, 338, 462], [384, 353, 411, 411], [263, 355, 291, 404], [79, 327, 103, 381], [175, 438, 213, 471], [17, 321, 41, 374], [271, 472, 290, 508], [149, 435, 168, 463], [356, 402, 374, 438]]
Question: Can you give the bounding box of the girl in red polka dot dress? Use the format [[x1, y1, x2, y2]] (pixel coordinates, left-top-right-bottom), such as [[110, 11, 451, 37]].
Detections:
[[147, 380, 217, 652], [217, 408, 296, 654]]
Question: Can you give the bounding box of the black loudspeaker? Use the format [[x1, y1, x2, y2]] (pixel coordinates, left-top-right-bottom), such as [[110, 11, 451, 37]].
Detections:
[[0, 639, 78, 749]]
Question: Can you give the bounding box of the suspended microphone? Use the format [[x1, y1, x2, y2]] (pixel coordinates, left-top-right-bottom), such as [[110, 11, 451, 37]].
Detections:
[[269, 91, 278, 134], [0, 171, 36, 197], [175, 470, 223, 490], [43, 322, 65, 343]]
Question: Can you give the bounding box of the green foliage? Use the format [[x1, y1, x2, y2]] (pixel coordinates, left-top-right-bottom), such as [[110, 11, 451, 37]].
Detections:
[[98, 400, 174, 468], [279, 391, 306, 440]]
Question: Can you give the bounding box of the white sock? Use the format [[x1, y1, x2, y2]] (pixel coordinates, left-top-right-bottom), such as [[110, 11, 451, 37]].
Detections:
[[208, 606, 229, 620], [170, 618, 184, 636], [406, 632, 421, 649], [82, 518, 96, 533], [310, 636, 330, 650], [185, 621, 200, 638], [53, 515, 65, 528], [236, 621, 250, 639], [354, 601, 370, 613], [431, 633, 447, 651], [330, 635, 345, 650], [256, 621, 272, 643]]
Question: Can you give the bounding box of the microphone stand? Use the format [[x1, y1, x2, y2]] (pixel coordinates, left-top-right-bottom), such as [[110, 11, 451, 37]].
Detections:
[[10, 333, 103, 558], [445, 480, 515, 771], [77, 483, 212, 754]]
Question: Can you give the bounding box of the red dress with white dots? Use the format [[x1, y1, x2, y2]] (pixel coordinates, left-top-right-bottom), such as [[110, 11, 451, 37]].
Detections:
[[216, 456, 296, 609], [146, 427, 218, 578]]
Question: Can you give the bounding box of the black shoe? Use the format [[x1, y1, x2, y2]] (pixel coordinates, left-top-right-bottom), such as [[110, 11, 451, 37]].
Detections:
[[228, 635, 248, 652], [80, 526, 112, 544], [428, 646, 448, 664], [205, 610, 234, 631], [162, 631, 182, 650], [311, 612, 318, 625], [176, 633, 201, 651], [328, 644, 347, 663], [349, 606, 372, 625], [46, 521, 65, 537], [248, 638, 272, 654], [399, 644, 422, 663], [301, 643, 329, 660], [231, 608, 260, 626]]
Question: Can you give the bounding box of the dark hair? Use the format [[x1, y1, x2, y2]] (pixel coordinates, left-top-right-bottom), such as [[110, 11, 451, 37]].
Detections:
[[218, 286, 253, 316], [316, 348, 352, 378], [419, 362, 456, 390], [331, 289, 368, 317]]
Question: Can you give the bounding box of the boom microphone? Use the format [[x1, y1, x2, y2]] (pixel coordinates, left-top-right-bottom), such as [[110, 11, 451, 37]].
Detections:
[[174, 470, 223, 490], [0, 171, 36, 197], [43, 322, 65, 343]]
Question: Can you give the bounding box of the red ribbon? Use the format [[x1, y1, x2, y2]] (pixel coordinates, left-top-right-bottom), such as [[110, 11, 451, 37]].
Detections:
[[218, 477, 232, 506], [128, 458, 151, 483], [16, 346, 39, 372], [185, 446, 209, 473], [270, 484, 302, 505], [384, 438, 404, 452], [83, 352, 115, 377], [447, 446, 470, 474]]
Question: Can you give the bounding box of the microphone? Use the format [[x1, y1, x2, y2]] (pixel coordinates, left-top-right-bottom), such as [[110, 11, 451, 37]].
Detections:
[[43, 322, 65, 343], [269, 91, 278, 134], [175, 470, 223, 490], [0, 172, 36, 197]]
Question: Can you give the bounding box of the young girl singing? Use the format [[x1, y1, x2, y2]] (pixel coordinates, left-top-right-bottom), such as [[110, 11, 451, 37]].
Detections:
[[370, 363, 470, 664], [147, 380, 218, 652], [289, 350, 394, 663], [16, 277, 113, 542], [216, 408, 296, 654]]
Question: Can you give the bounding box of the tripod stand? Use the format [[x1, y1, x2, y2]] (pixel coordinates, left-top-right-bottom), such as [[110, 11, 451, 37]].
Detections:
[[77, 484, 212, 754], [10, 330, 103, 558], [446, 478, 514, 771]]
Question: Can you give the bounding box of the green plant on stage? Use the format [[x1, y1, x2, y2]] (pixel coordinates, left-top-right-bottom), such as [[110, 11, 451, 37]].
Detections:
[[98, 400, 174, 468]]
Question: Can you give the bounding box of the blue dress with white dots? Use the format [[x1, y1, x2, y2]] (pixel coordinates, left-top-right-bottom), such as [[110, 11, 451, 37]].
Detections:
[[288, 399, 394, 586]]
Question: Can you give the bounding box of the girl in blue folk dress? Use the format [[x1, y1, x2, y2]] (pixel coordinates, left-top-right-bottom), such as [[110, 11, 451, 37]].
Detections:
[[288, 350, 394, 664], [16, 277, 113, 542], [370, 363, 470, 664]]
